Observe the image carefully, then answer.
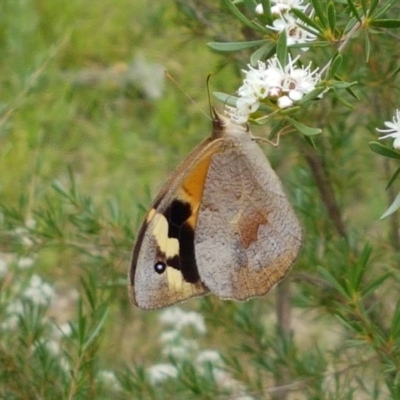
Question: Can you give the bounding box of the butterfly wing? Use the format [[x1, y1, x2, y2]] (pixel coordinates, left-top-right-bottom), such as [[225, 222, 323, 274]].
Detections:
[[195, 123, 303, 300], [129, 137, 223, 310]]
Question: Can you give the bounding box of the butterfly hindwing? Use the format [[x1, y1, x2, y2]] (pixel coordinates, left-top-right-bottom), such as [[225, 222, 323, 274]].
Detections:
[[195, 121, 302, 299]]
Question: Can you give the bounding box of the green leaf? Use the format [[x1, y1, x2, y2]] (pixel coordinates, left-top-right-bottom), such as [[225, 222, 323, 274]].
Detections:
[[243, 0, 258, 16], [369, 19, 400, 28], [327, 1, 336, 33], [303, 134, 316, 148], [386, 166, 400, 190], [367, 0, 379, 17], [330, 79, 358, 90], [291, 8, 321, 32], [250, 42, 275, 65], [346, 0, 361, 23], [317, 266, 349, 299], [310, 0, 327, 28], [286, 117, 322, 136], [268, 120, 285, 140], [297, 87, 327, 104], [373, 1, 395, 19], [259, 0, 273, 24], [360, 0, 367, 14], [208, 40, 267, 52], [331, 88, 353, 108], [328, 53, 343, 78], [362, 272, 392, 297], [390, 299, 400, 338], [364, 32, 371, 62], [380, 190, 400, 220], [276, 31, 287, 67], [369, 141, 400, 160], [222, 0, 266, 33], [213, 91, 238, 107], [349, 244, 372, 292]]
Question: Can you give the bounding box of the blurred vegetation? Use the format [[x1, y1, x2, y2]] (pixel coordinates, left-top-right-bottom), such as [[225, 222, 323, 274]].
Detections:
[[1, 0, 400, 399]]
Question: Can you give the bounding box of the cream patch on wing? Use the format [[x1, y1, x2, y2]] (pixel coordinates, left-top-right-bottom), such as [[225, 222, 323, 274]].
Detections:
[[148, 210, 180, 259], [166, 267, 195, 296]]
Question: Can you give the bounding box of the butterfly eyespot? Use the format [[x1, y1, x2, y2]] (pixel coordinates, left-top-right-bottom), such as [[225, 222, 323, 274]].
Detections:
[[154, 261, 167, 274]]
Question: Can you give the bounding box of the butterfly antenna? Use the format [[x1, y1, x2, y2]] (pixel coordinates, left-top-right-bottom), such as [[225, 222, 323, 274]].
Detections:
[[164, 71, 211, 121], [206, 74, 213, 118]]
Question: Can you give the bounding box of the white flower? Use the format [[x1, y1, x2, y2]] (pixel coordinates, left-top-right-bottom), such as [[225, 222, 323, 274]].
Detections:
[[147, 363, 178, 384], [17, 257, 35, 269], [23, 274, 55, 305], [377, 110, 400, 150], [97, 370, 121, 391], [159, 307, 206, 334], [255, 3, 264, 14], [269, 14, 317, 50], [226, 54, 320, 123], [256, 0, 307, 15], [2, 300, 24, 330], [277, 95, 294, 108], [161, 337, 199, 360], [282, 57, 320, 100], [195, 350, 223, 368]]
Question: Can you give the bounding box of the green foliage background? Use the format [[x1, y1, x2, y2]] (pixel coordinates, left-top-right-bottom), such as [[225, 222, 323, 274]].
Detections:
[[1, 0, 400, 399]]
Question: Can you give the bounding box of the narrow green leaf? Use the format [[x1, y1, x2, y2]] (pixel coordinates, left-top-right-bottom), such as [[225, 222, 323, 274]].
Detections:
[[83, 310, 109, 352], [243, 0, 258, 16], [317, 266, 349, 299], [291, 8, 321, 32], [380, 190, 400, 220], [349, 244, 372, 291], [373, 1, 395, 19], [346, 0, 361, 23], [286, 117, 322, 136], [250, 42, 275, 65], [303, 134, 316, 148], [369, 141, 400, 160], [386, 166, 400, 190], [332, 88, 353, 108], [276, 31, 287, 67], [327, 1, 336, 32], [222, 0, 265, 32], [369, 19, 400, 29], [268, 120, 285, 140], [390, 299, 400, 338], [362, 272, 392, 297], [364, 32, 371, 62], [360, 0, 367, 14], [213, 92, 238, 107], [329, 79, 358, 90], [279, 106, 300, 116], [367, 0, 379, 17], [310, 0, 327, 28], [208, 40, 267, 52], [328, 53, 343, 78], [259, 0, 273, 24], [297, 86, 326, 104]]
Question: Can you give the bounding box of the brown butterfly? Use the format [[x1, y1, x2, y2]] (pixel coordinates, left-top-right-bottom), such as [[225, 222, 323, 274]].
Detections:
[[129, 110, 302, 310]]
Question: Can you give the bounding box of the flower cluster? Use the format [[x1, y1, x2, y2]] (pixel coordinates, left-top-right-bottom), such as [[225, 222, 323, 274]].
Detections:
[[256, 0, 316, 50], [226, 55, 320, 124], [147, 307, 253, 398], [377, 109, 400, 150]]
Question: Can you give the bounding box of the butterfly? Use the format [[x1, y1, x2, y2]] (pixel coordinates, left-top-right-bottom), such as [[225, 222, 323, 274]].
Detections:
[[129, 109, 302, 310]]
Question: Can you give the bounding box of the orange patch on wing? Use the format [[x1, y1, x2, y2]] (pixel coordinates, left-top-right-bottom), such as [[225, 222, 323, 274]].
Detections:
[[238, 208, 269, 249], [178, 150, 216, 229]]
